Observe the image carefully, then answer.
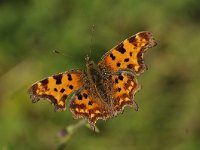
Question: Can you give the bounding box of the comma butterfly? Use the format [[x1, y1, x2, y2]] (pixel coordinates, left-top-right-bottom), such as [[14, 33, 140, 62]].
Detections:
[[28, 31, 157, 128]]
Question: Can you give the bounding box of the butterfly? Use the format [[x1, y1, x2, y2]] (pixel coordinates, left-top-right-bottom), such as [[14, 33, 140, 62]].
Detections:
[[28, 31, 157, 128]]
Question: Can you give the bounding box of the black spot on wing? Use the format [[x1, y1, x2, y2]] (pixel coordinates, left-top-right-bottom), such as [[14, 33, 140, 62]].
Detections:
[[88, 101, 93, 105], [116, 43, 126, 54], [128, 35, 136, 43], [117, 88, 121, 92], [115, 78, 119, 84], [78, 94, 82, 100], [117, 62, 121, 67], [110, 53, 116, 60], [83, 93, 88, 99], [53, 74, 63, 84], [138, 32, 150, 40], [67, 74, 72, 81], [69, 85, 73, 90], [41, 78, 48, 86], [127, 64, 134, 69], [119, 75, 124, 81], [60, 88, 65, 93], [124, 58, 129, 62]]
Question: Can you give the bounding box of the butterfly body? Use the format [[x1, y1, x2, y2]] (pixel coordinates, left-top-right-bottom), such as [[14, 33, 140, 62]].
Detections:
[[28, 31, 157, 127], [84, 56, 112, 104]]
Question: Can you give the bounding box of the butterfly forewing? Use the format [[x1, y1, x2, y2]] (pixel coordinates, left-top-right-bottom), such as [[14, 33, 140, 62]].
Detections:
[[98, 31, 157, 75], [28, 70, 84, 111]]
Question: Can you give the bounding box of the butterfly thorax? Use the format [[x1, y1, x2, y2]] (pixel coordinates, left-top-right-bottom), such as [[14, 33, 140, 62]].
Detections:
[[84, 56, 111, 103]]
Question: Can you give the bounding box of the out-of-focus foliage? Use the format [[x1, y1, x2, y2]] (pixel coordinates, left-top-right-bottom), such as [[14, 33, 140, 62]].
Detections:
[[0, 0, 200, 149]]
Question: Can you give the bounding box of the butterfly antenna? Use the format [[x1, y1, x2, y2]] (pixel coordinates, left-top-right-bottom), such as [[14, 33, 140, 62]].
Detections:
[[89, 24, 95, 58]]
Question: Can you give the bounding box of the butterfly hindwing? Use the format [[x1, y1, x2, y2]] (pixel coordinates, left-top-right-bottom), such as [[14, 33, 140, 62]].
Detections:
[[111, 70, 141, 114], [98, 31, 157, 75], [28, 70, 84, 111], [70, 87, 112, 127]]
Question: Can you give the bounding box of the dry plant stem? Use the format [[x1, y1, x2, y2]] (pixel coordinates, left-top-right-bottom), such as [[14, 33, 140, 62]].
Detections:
[[57, 120, 99, 150], [57, 119, 86, 150]]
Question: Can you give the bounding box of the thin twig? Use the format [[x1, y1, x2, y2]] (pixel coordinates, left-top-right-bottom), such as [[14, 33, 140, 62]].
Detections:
[[56, 120, 99, 150]]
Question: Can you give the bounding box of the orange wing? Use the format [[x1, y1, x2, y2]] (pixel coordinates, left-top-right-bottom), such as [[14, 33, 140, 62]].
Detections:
[[111, 71, 140, 114], [70, 87, 112, 128], [98, 31, 157, 75], [28, 70, 84, 111]]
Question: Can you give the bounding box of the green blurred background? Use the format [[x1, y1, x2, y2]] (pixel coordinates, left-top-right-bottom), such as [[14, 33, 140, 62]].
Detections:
[[0, 0, 200, 149]]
